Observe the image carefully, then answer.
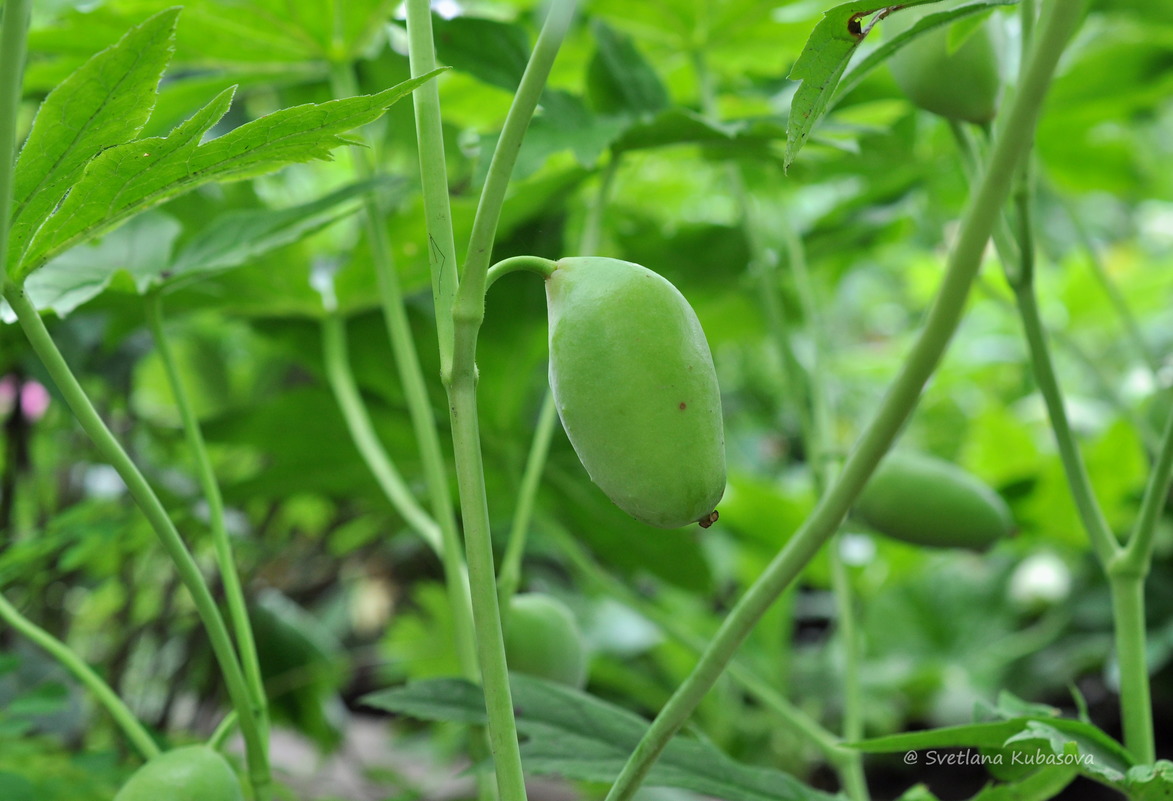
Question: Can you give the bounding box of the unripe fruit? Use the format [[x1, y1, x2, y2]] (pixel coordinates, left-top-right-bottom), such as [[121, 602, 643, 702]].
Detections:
[[503, 593, 588, 688], [546, 257, 726, 529], [886, 2, 1001, 124], [114, 746, 243, 801], [854, 451, 1013, 550]]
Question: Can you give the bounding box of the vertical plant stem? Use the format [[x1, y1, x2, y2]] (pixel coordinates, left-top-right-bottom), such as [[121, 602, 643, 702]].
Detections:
[[145, 292, 269, 746], [0, 0, 33, 276], [439, 3, 576, 797], [327, 61, 479, 682], [1119, 391, 1173, 572], [1107, 573, 1154, 762], [0, 593, 160, 760], [3, 285, 271, 799], [1012, 287, 1119, 564], [603, 2, 1082, 797], [406, 0, 460, 374]]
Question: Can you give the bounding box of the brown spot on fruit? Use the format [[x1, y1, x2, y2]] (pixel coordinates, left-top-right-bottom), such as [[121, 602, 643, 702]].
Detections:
[[697, 510, 719, 528], [678, 402, 687, 410]]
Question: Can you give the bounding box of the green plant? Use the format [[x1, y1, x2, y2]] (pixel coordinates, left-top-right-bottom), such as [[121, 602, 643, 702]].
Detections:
[[886, 1, 1003, 124], [853, 451, 1014, 549], [113, 746, 243, 801], [546, 257, 726, 529], [503, 593, 589, 688]]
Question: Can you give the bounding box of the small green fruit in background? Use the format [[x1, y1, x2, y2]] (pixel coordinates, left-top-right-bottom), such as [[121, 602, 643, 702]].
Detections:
[[114, 746, 243, 801], [504, 593, 588, 688], [854, 451, 1013, 550], [886, 1, 1002, 124], [546, 257, 726, 529]]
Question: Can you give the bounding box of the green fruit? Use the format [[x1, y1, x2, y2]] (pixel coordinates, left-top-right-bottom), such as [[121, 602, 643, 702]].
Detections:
[[886, 2, 1001, 124], [503, 593, 588, 688], [114, 746, 243, 801], [546, 257, 726, 529], [854, 451, 1013, 550]]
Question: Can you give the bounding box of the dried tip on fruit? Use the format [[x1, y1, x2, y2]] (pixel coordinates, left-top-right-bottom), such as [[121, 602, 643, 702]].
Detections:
[[697, 510, 719, 528]]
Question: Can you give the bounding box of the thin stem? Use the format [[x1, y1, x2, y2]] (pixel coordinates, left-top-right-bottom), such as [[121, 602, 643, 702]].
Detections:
[[320, 311, 443, 553], [1119, 390, 1173, 572], [0, 0, 33, 277], [485, 255, 557, 291], [450, 0, 577, 343], [327, 61, 479, 682], [145, 293, 269, 747], [497, 391, 559, 605], [1107, 574, 1154, 762], [1012, 287, 1119, 564], [547, 520, 848, 764], [406, 0, 460, 377], [0, 593, 159, 760], [208, 710, 238, 752], [603, 1, 1082, 796], [2, 284, 271, 799], [579, 154, 621, 255]]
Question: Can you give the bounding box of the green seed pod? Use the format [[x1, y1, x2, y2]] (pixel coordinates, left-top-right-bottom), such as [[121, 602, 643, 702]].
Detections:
[[504, 593, 588, 688], [115, 746, 243, 801], [886, 2, 1002, 124], [546, 257, 726, 529], [854, 451, 1013, 550]]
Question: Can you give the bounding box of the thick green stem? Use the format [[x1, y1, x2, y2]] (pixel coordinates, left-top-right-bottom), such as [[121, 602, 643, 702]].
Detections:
[[432, 4, 575, 798], [1012, 286, 1120, 565], [3, 284, 271, 799], [1107, 574, 1154, 763], [0, 0, 33, 277], [406, 0, 460, 376], [603, 2, 1082, 797], [0, 593, 159, 760], [327, 61, 479, 683], [145, 293, 269, 747], [498, 391, 559, 605]]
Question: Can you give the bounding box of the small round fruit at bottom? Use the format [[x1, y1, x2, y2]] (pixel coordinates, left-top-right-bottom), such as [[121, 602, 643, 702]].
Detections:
[[545, 256, 726, 529], [886, 1, 1002, 124], [114, 745, 243, 801], [504, 593, 588, 688], [854, 451, 1014, 550]]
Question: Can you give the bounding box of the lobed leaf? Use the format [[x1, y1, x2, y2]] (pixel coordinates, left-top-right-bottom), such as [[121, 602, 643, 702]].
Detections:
[[7, 8, 180, 275], [16, 69, 445, 280]]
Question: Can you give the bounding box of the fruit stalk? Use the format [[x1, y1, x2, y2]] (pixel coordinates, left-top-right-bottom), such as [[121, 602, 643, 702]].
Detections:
[[602, 1, 1084, 797]]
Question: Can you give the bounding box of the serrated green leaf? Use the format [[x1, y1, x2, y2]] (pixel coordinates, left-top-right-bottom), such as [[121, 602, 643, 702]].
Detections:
[[7, 8, 180, 275], [432, 14, 530, 92], [1125, 760, 1173, 801], [16, 69, 445, 280], [365, 675, 841, 801], [785, 0, 948, 170]]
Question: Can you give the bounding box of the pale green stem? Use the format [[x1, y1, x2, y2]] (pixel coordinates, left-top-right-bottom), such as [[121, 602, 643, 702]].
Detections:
[[0, 592, 159, 760], [327, 60, 479, 683], [145, 292, 269, 747], [1119, 390, 1173, 572], [603, 2, 1082, 797], [1012, 287, 1120, 565], [440, 4, 576, 797], [579, 154, 620, 255], [320, 311, 443, 553], [0, 0, 33, 277], [2, 284, 271, 799], [547, 520, 848, 765], [694, 44, 866, 799], [1107, 574, 1154, 763], [406, 0, 460, 376], [485, 255, 557, 291], [209, 711, 238, 751], [497, 391, 558, 606]]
